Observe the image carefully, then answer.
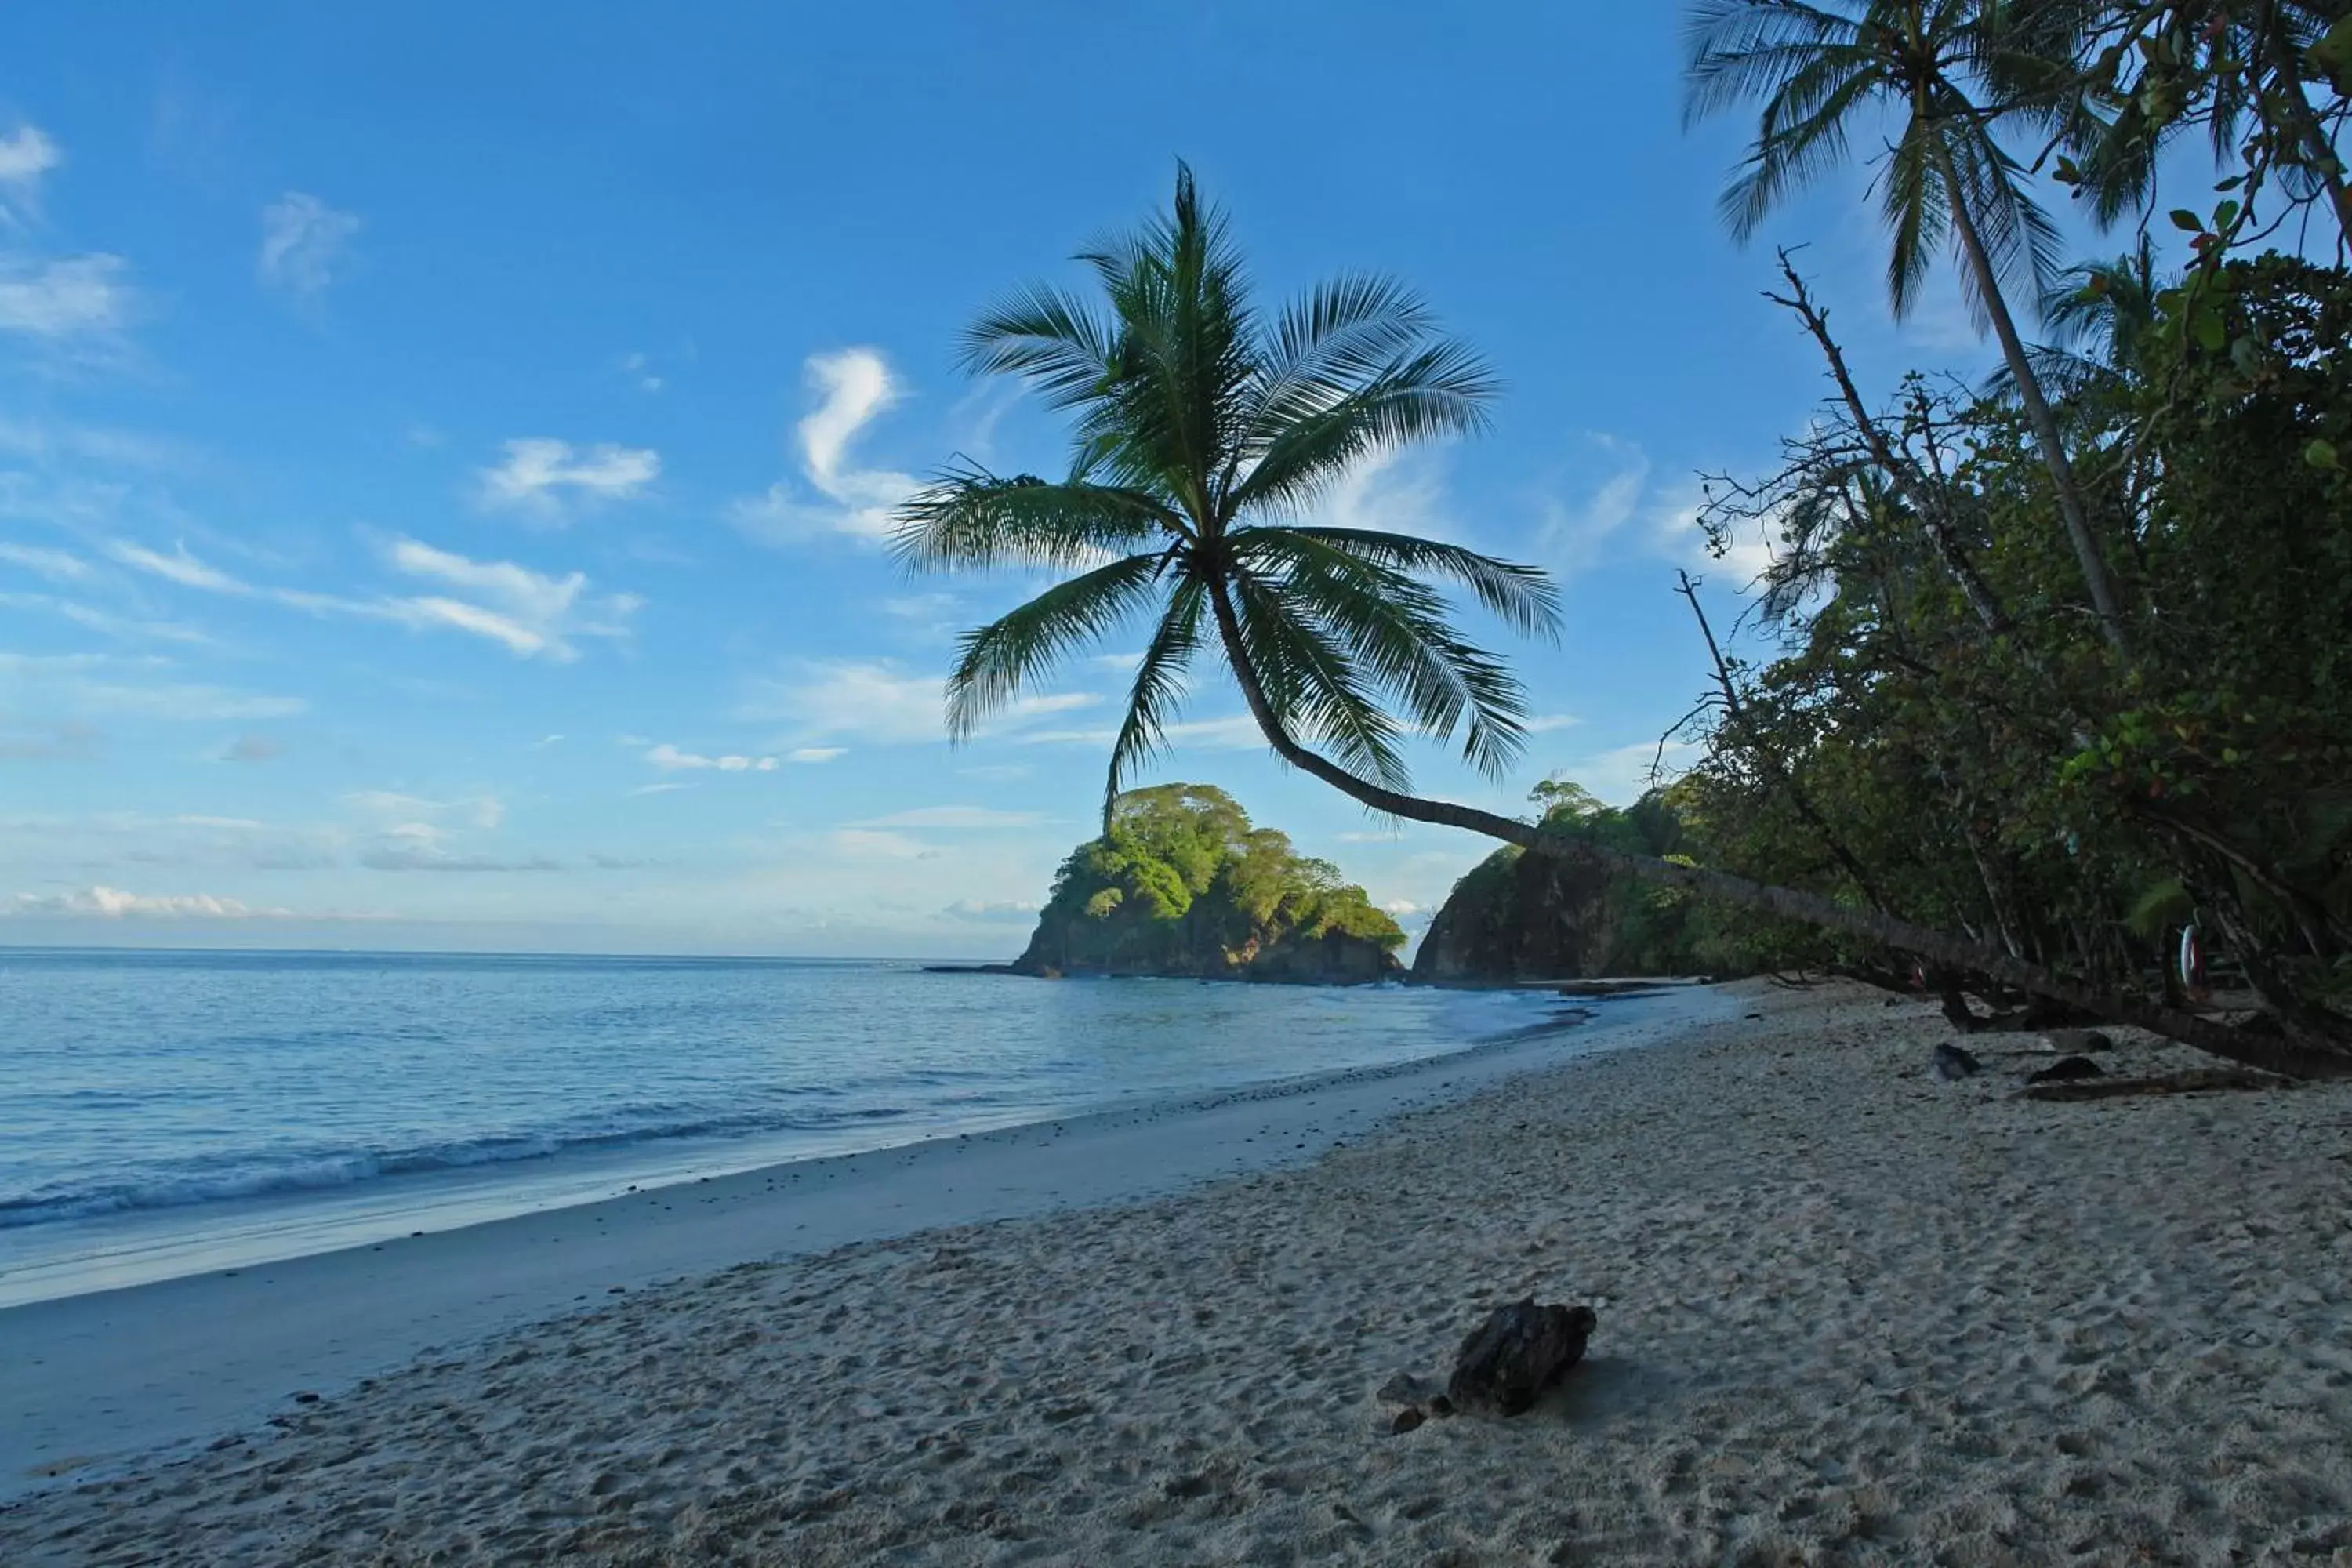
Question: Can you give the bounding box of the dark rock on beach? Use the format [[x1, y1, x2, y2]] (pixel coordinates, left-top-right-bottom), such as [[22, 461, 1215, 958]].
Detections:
[[2036, 1028, 2114, 1054], [2028, 1054, 2107, 1084], [1446, 1299, 1597, 1418], [1931, 1042, 1982, 1081]]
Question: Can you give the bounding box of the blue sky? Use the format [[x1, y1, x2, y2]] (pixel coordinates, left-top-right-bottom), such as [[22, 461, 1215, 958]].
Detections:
[[0, 2, 2018, 956]]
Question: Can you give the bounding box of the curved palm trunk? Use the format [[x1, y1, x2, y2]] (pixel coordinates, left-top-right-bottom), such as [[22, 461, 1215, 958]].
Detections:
[[1929, 140, 2132, 659], [1203, 580, 2347, 1079]]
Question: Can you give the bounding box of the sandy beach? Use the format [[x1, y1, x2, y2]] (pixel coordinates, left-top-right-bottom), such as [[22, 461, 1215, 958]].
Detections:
[[7, 978, 2352, 1565]]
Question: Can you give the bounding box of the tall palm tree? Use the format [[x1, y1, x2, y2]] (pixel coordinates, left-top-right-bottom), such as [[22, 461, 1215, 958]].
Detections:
[[1683, 0, 2135, 655], [895, 165, 2339, 1076]]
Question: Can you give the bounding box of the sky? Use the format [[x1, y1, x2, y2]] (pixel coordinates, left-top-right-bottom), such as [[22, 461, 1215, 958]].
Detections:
[[0, 2, 2030, 956]]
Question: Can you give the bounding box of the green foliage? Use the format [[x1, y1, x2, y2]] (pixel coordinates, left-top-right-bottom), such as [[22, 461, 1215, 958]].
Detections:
[[1419, 778, 1752, 980], [895, 165, 1559, 822], [1016, 785, 1405, 980]]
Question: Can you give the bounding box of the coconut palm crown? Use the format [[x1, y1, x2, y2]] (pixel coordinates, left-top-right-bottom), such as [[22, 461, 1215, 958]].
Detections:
[[891, 165, 1561, 825]]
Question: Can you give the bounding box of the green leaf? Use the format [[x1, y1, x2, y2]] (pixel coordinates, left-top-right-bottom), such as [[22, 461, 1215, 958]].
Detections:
[[2169, 208, 2205, 233], [2194, 310, 2227, 352], [2307, 437, 2343, 471]]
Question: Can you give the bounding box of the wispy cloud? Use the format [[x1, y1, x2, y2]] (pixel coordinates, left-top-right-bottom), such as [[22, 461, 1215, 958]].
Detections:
[[0, 541, 89, 581], [1537, 433, 1652, 573], [103, 532, 639, 662], [730, 347, 920, 546], [742, 657, 1098, 746], [0, 253, 135, 339], [477, 438, 660, 522], [1535, 434, 1777, 586], [643, 742, 778, 774], [107, 539, 249, 593], [258, 191, 361, 302], [4, 884, 289, 919], [789, 746, 845, 764], [0, 125, 63, 223]]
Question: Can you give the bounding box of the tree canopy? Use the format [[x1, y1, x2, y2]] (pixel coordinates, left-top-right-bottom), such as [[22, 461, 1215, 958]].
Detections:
[[1013, 785, 1406, 982]]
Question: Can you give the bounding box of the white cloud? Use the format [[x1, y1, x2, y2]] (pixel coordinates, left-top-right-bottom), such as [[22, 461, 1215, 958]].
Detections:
[[477, 437, 660, 521], [619, 351, 663, 393], [1538, 434, 1652, 573], [0, 542, 89, 581], [104, 532, 637, 662], [851, 806, 1044, 830], [629, 781, 692, 797], [788, 746, 845, 764], [258, 192, 360, 301], [4, 884, 287, 919], [1524, 713, 1582, 733], [107, 539, 251, 593], [729, 347, 920, 546], [0, 253, 134, 338], [644, 742, 778, 774], [0, 126, 62, 222], [1312, 446, 1459, 540]]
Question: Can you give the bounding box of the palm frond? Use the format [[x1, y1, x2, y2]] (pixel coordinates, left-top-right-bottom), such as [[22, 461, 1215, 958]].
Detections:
[[1237, 530, 1531, 780], [1229, 341, 1496, 518], [944, 548, 1171, 740], [891, 466, 1180, 572], [1225, 568, 1410, 791], [1102, 580, 1207, 822], [1277, 527, 1561, 638]]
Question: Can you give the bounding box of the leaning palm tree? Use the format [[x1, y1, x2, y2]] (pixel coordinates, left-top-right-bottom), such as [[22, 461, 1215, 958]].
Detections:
[[893, 165, 2341, 1077], [1682, 0, 2134, 655]]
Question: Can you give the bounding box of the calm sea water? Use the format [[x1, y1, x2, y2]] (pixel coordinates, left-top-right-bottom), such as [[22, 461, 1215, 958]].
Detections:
[[0, 949, 1570, 1300]]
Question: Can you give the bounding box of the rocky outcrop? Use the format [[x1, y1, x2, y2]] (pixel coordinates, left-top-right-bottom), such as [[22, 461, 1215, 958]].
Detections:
[[1409, 845, 1624, 983], [1011, 785, 1406, 985]]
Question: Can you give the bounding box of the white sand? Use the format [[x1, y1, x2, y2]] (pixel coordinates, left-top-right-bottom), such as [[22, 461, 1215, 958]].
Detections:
[[8, 980, 2352, 1565]]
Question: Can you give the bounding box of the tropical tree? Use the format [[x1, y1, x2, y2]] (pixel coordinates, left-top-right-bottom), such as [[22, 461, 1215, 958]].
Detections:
[[1682, 0, 2135, 654], [892, 165, 2334, 1073], [2032, 1, 2352, 245]]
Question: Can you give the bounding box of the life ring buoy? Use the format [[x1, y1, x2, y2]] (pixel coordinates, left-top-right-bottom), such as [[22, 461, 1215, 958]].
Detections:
[[2179, 924, 2208, 996]]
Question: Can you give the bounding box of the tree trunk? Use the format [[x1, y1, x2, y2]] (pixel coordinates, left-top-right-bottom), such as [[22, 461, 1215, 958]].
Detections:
[[1930, 140, 2133, 658], [1203, 580, 2349, 1080]]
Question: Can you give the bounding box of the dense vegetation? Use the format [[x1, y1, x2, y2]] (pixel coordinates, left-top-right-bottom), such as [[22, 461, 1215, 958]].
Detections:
[[905, 2, 2352, 1077], [1011, 785, 1406, 982], [1413, 782, 1719, 982]]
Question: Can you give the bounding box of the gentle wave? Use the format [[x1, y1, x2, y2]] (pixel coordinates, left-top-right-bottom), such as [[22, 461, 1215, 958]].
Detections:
[[0, 1103, 923, 1229]]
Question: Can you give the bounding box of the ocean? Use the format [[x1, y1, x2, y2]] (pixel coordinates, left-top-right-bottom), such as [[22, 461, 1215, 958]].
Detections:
[[0, 947, 1577, 1304]]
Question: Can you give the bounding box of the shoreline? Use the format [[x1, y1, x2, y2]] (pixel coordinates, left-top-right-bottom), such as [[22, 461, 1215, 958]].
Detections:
[[12, 978, 2349, 1564], [0, 985, 1719, 1503], [0, 974, 1591, 1311]]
